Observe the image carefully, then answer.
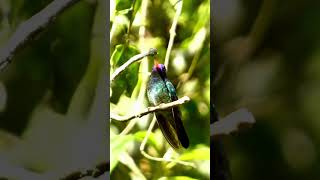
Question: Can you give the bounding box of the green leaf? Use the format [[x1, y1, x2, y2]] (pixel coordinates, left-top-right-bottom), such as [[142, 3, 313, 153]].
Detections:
[[110, 45, 140, 103], [110, 134, 134, 172], [115, 0, 132, 11], [178, 146, 210, 161], [116, 8, 132, 15], [159, 176, 198, 180], [115, 0, 142, 21], [133, 131, 158, 148], [50, 1, 95, 113]]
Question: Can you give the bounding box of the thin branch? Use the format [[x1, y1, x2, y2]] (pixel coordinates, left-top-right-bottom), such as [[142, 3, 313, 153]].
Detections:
[[120, 118, 138, 135], [110, 48, 157, 82], [60, 161, 109, 180], [211, 108, 255, 139], [110, 96, 190, 122], [119, 152, 147, 180], [125, 0, 137, 44], [164, 0, 183, 68], [139, 117, 195, 168], [0, 0, 82, 71]]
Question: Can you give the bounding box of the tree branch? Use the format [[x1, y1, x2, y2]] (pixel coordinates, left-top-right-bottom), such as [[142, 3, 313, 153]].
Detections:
[[211, 108, 255, 139], [60, 161, 109, 180], [164, 0, 183, 68], [0, 0, 82, 71], [110, 48, 157, 82], [110, 96, 190, 122]]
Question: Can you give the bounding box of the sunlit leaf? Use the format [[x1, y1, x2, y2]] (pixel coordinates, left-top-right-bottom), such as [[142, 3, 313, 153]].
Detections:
[[115, 0, 142, 20], [110, 134, 134, 172], [159, 176, 198, 180], [179, 146, 210, 161], [133, 131, 157, 148], [115, 0, 132, 11], [116, 8, 132, 15]]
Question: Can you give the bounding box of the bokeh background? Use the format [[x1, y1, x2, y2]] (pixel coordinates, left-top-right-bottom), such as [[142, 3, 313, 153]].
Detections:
[[0, 0, 107, 179], [213, 0, 320, 179], [110, 0, 210, 179]]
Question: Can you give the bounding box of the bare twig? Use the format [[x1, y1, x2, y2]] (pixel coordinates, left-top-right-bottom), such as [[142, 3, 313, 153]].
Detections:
[[164, 0, 183, 68], [110, 48, 157, 82], [119, 118, 138, 135], [110, 96, 190, 122], [0, 0, 82, 71], [60, 161, 109, 180], [119, 152, 147, 180], [211, 108, 255, 139], [139, 117, 195, 168]]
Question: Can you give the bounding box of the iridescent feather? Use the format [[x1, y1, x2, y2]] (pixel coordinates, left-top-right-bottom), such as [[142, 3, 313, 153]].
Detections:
[[147, 64, 189, 149]]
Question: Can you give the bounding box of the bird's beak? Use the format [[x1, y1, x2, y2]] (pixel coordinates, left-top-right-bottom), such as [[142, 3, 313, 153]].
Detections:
[[154, 58, 159, 68]]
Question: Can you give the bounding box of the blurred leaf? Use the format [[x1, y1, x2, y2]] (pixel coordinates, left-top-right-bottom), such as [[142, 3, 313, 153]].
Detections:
[[111, 95, 135, 116], [119, 152, 147, 180], [10, 0, 51, 26], [50, 1, 95, 113], [0, 129, 21, 150], [159, 176, 198, 180], [110, 134, 134, 172], [134, 131, 157, 148], [193, 0, 210, 33], [67, 1, 106, 118], [179, 146, 210, 161], [110, 45, 140, 103], [116, 8, 132, 15]]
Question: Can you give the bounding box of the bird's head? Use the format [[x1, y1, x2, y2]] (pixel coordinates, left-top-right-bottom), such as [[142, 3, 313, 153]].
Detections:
[[153, 61, 167, 80]]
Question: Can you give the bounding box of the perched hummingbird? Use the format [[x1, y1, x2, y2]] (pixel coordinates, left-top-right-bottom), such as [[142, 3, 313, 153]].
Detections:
[[147, 63, 189, 149]]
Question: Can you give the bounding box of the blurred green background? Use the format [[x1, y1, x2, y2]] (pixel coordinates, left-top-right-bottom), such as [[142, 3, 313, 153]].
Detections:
[[0, 0, 107, 179], [213, 0, 320, 179], [110, 0, 210, 179]]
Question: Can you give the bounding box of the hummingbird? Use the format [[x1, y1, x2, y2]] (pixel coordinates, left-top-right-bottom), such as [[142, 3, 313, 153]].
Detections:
[[147, 62, 189, 149]]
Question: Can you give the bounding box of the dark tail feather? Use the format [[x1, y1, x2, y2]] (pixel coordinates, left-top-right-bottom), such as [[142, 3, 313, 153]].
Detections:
[[172, 107, 189, 148], [155, 113, 181, 149]]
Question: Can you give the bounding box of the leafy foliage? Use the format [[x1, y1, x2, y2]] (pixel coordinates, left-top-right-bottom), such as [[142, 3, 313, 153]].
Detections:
[[0, 0, 107, 178], [111, 45, 140, 102], [110, 0, 210, 179]]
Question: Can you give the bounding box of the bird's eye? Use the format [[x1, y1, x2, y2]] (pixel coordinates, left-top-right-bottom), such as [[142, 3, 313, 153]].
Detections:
[[161, 65, 166, 72]]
